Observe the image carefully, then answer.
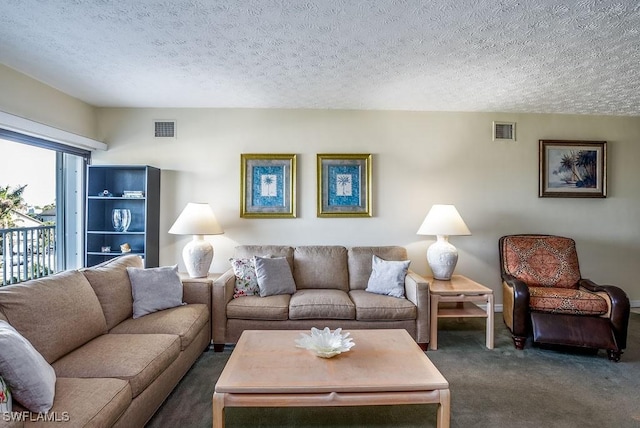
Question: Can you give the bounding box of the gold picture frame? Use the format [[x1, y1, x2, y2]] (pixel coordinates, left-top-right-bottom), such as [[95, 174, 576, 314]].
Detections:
[[240, 154, 297, 218], [317, 154, 372, 217]]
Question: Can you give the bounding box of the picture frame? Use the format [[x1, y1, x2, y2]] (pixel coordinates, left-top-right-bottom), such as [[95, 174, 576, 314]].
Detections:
[[539, 140, 607, 198], [317, 154, 372, 217], [240, 154, 296, 218]]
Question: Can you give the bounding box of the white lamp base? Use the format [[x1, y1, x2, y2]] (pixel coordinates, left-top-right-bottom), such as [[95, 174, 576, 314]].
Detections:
[[427, 235, 458, 280], [182, 235, 213, 278]]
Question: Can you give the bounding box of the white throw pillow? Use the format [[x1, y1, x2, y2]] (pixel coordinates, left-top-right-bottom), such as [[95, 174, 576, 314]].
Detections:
[[0, 321, 56, 413], [253, 256, 296, 297], [365, 255, 410, 298], [229, 257, 260, 298], [127, 265, 184, 318], [0, 375, 12, 414]]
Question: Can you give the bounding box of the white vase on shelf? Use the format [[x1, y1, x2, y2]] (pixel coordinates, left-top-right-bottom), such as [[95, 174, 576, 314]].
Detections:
[[112, 209, 131, 232]]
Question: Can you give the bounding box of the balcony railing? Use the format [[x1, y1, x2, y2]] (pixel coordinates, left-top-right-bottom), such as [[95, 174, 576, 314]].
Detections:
[[1, 225, 56, 286]]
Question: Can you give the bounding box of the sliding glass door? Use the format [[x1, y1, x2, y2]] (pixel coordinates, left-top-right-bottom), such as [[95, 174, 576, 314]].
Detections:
[[0, 130, 89, 285]]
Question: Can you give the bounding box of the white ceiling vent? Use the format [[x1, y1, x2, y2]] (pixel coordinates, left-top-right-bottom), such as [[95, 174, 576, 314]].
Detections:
[[493, 121, 516, 141], [154, 120, 176, 138]]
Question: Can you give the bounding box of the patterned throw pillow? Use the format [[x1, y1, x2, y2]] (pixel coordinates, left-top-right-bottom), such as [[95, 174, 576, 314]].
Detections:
[[0, 375, 11, 414], [230, 258, 259, 298]]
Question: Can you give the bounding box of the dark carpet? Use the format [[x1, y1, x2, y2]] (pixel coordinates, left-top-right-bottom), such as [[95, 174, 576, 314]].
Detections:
[[147, 314, 640, 427]]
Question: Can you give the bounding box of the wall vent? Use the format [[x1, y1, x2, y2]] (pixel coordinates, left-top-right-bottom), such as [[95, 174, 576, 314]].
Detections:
[[493, 121, 516, 141], [154, 120, 176, 138]]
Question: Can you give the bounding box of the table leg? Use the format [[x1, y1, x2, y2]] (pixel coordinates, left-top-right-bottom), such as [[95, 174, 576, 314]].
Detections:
[[213, 392, 225, 428], [429, 294, 440, 350], [437, 388, 451, 428], [486, 294, 494, 349]]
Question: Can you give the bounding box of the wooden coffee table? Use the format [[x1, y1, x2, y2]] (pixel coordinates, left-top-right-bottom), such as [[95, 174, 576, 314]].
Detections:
[[213, 329, 450, 428]]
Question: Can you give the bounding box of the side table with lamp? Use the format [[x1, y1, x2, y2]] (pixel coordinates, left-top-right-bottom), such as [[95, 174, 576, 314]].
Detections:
[[417, 205, 493, 350]]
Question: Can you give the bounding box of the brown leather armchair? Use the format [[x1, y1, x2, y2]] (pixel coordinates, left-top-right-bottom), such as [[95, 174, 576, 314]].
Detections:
[[499, 234, 630, 361]]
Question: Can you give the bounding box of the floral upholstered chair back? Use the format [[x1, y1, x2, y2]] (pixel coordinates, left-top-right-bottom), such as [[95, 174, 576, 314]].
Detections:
[[500, 235, 581, 289]]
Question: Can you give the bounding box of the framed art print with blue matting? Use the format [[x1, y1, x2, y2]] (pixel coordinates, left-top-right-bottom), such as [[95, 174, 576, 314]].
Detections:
[[241, 154, 297, 218], [317, 154, 372, 217]]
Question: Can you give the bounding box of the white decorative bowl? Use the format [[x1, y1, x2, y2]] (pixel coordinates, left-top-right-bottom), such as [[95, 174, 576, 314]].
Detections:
[[295, 327, 355, 358]]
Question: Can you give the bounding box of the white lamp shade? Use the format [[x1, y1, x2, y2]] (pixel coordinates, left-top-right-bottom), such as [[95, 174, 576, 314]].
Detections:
[[416, 205, 471, 236], [168, 203, 224, 236]]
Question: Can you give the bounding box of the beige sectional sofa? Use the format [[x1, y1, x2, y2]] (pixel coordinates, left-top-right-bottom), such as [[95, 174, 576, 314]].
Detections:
[[213, 245, 430, 351], [0, 255, 211, 427]]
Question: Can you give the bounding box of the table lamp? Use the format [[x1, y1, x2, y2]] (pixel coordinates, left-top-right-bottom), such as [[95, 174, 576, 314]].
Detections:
[[416, 204, 471, 280], [169, 202, 224, 278]]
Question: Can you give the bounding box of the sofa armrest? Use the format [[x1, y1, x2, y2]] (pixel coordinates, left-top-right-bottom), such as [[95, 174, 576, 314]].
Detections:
[[405, 270, 430, 345], [579, 278, 630, 350], [181, 276, 213, 307], [212, 269, 236, 347]]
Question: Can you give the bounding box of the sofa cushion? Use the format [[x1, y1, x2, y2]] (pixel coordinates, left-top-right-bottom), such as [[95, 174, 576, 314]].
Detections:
[[365, 255, 410, 298], [0, 320, 56, 413], [52, 333, 180, 398], [127, 265, 184, 318], [49, 377, 131, 427], [109, 304, 209, 350], [348, 246, 409, 290], [0, 270, 107, 363], [349, 290, 417, 321], [227, 295, 290, 321], [529, 286, 608, 315], [234, 245, 294, 270], [293, 246, 349, 291], [289, 289, 355, 320], [82, 255, 144, 330]]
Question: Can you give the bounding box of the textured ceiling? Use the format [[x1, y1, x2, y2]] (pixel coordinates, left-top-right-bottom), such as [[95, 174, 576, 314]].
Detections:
[[1, 0, 639, 115]]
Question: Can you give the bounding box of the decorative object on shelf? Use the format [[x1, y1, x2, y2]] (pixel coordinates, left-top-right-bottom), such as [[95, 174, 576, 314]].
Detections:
[[123, 190, 144, 198], [317, 154, 372, 217], [120, 243, 131, 253], [240, 154, 297, 218], [539, 140, 607, 198], [169, 202, 224, 278], [98, 189, 113, 197], [111, 208, 132, 232], [417, 204, 471, 281], [295, 327, 355, 358], [101, 246, 111, 253]]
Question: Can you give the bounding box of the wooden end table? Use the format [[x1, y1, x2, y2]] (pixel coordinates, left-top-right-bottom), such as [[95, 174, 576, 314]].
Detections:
[[429, 274, 494, 350], [214, 329, 450, 428]]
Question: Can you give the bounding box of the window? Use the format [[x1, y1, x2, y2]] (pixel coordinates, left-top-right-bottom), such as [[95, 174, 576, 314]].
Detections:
[[0, 129, 89, 285]]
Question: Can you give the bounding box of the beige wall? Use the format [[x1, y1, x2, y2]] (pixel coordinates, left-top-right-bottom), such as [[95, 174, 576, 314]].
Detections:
[[0, 64, 97, 139], [94, 108, 640, 303]]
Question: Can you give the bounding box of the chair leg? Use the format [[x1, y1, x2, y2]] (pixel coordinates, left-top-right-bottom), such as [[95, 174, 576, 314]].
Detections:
[[213, 343, 225, 352], [607, 349, 622, 362], [512, 335, 526, 350]]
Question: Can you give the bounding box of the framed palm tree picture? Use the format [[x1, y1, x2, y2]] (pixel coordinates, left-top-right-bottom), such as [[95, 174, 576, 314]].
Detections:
[[240, 154, 296, 218], [317, 154, 372, 217], [539, 140, 607, 198]]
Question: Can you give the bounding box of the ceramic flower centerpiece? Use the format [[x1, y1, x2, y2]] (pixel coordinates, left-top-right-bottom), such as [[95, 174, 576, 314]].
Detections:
[[295, 327, 355, 358]]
